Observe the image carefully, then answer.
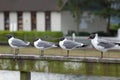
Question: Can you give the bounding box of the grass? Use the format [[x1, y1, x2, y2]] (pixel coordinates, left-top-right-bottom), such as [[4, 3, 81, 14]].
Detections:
[[0, 45, 120, 58]]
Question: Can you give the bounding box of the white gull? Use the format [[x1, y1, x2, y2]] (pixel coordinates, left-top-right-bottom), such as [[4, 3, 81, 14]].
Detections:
[[59, 37, 86, 57], [89, 33, 120, 58], [6, 34, 30, 55], [34, 38, 57, 56]]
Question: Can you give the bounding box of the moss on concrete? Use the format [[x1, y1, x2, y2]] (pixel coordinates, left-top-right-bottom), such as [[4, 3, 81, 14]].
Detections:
[[0, 59, 119, 77]]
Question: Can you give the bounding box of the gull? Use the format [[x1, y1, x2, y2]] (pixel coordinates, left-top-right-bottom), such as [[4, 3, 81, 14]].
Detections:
[[59, 37, 87, 57], [34, 38, 57, 56], [89, 33, 120, 58], [6, 34, 30, 55]]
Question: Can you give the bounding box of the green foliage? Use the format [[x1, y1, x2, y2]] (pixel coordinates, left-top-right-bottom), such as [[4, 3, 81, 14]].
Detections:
[[94, 31, 111, 36], [67, 30, 116, 36], [57, 0, 64, 8], [0, 31, 63, 44], [64, 0, 82, 23], [77, 32, 90, 36], [110, 24, 120, 30]]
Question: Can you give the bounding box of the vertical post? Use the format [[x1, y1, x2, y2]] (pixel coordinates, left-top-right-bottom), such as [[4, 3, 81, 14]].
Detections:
[[20, 71, 31, 80], [72, 33, 76, 41], [117, 28, 120, 39]]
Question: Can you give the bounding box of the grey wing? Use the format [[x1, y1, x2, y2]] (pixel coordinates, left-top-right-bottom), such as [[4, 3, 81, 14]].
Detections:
[[98, 41, 115, 48], [12, 38, 28, 47], [63, 40, 81, 49], [37, 41, 54, 48]]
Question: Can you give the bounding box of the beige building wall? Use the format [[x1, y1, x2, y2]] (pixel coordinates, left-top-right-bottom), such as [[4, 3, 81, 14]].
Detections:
[[0, 12, 4, 30], [23, 12, 31, 31], [9, 12, 18, 31], [51, 12, 61, 31], [0, 11, 107, 33], [36, 12, 45, 31]]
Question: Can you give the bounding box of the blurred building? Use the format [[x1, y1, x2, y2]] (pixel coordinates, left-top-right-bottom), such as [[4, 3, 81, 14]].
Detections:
[[0, 0, 107, 34]]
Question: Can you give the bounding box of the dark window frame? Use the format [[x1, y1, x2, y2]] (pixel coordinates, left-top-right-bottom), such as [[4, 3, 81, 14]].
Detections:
[[31, 12, 36, 30], [4, 12, 9, 30], [18, 12, 23, 30], [45, 11, 51, 31]]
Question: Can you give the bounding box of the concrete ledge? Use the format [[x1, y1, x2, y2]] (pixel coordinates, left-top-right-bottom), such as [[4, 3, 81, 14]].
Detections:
[[0, 54, 119, 77], [0, 54, 120, 64]]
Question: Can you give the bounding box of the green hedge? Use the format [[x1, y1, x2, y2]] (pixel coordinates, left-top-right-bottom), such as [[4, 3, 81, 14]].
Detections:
[[0, 31, 63, 44], [67, 31, 116, 37]]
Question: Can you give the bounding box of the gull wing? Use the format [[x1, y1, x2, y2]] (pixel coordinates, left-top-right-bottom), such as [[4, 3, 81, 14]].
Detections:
[[37, 41, 55, 48], [97, 40, 115, 48], [12, 38, 29, 47], [63, 40, 83, 49]]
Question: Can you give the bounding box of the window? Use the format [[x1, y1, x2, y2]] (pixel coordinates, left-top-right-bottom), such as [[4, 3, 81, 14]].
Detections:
[[18, 12, 23, 30], [45, 11, 51, 31], [4, 12, 9, 30], [31, 12, 36, 30]]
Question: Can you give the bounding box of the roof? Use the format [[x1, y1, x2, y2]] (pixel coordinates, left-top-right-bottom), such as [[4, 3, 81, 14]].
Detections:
[[0, 0, 67, 11]]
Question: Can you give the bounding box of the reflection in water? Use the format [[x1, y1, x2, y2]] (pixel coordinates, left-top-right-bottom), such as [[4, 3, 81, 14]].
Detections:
[[0, 70, 119, 80], [31, 72, 120, 80]]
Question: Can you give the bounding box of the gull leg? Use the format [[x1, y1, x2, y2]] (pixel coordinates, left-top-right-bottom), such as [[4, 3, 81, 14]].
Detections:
[[15, 49, 17, 55], [17, 49, 19, 55], [41, 50, 44, 56], [10, 47, 13, 54], [15, 49, 19, 55], [39, 49, 40, 55], [101, 52, 103, 58], [66, 50, 69, 57]]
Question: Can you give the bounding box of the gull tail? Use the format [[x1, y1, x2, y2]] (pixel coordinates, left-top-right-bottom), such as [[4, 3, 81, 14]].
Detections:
[[26, 42, 30, 46], [52, 44, 58, 48], [77, 44, 87, 48], [114, 42, 120, 46], [81, 44, 88, 47]]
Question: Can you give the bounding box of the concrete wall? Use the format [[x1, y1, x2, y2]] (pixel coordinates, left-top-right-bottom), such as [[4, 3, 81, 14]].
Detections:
[[79, 12, 107, 33], [23, 12, 31, 31], [0, 12, 4, 30], [61, 11, 107, 34], [36, 12, 45, 31], [51, 12, 61, 31], [9, 12, 18, 31], [0, 57, 119, 77], [61, 11, 78, 34]]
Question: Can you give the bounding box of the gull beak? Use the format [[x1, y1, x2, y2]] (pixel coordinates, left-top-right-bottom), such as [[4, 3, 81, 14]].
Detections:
[[88, 37, 90, 39]]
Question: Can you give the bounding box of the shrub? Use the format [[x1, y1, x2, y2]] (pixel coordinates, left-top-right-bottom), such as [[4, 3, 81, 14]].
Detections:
[[93, 31, 112, 36], [110, 24, 120, 30], [0, 31, 63, 44], [78, 32, 90, 36]]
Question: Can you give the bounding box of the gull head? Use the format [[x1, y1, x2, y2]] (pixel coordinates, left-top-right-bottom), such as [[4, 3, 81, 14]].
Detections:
[[5, 34, 13, 39], [34, 38, 42, 42], [89, 33, 98, 39], [59, 37, 66, 41]]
